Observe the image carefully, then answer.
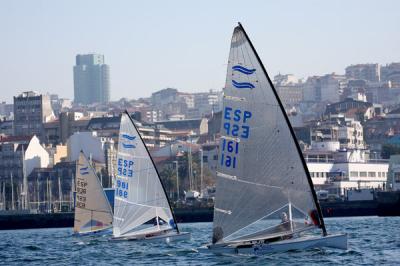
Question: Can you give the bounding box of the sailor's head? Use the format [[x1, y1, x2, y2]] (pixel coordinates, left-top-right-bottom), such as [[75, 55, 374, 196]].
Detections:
[[281, 212, 288, 222]]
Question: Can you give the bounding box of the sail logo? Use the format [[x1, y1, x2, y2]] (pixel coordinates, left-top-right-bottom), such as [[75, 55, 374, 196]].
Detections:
[[121, 133, 136, 149], [232, 65, 256, 89], [232, 65, 256, 75], [80, 166, 89, 175], [232, 80, 255, 89]]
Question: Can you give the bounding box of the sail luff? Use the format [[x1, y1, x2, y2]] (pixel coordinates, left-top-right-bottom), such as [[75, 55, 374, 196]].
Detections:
[[237, 22, 327, 236], [123, 110, 180, 234]]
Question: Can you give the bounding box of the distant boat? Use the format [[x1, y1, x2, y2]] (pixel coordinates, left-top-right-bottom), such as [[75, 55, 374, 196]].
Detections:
[[112, 111, 190, 242], [205, 23, 347, 254], [74, 151, 113, 235]]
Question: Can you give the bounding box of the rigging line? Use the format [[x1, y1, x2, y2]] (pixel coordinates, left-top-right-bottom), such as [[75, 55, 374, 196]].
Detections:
[[222, 203, 290, 241], [76, 207, 113, 214], [217, 171, 283, 190], [114, 195, 170, 208]]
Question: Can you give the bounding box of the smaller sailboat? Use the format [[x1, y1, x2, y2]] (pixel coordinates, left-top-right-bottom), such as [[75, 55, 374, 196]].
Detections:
[[204, 23, 347, 254], [74, 151, 113, 235], [112, 111, 190, 242]]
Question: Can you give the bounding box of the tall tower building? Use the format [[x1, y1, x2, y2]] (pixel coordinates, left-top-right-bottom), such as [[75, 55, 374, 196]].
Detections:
[[73, 54, 110, 104]]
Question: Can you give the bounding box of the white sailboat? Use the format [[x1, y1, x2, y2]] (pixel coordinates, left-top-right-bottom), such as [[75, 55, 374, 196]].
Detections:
[[112, 111, 190, 242], [205, 23, 347, 254], [74, 151, 113, 235]]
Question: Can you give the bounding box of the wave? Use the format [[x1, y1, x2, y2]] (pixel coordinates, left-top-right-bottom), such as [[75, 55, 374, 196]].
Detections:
[[232, 80, 255, 89], [232, 65, 256, 75], [122, 143, 136, 149], [122, 134, 136, 141]]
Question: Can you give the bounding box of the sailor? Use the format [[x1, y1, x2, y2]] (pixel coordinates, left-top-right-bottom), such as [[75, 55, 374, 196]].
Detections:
[[280, 212, 293, 240]]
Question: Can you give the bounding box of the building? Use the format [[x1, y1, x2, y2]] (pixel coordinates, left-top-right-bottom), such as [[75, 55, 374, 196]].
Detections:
[[44, 112, 90, 145], [0, 102, 13, 119], [381, 63, 400, 86], [345, 64, 380, 82], [304, 143, 387, 195], [73, 54, 110, 104], [311, 115, 365, 150], [13, 91, 54, 141]]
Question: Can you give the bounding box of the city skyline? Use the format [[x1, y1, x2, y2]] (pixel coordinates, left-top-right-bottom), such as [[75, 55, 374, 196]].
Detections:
[[1, 0, 400, 103]]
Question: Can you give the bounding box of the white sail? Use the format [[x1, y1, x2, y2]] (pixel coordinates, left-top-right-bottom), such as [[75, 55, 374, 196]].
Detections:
[[112, 112, 177, 238], [212, 24, 325, 244], [74, 152, 113, 234]]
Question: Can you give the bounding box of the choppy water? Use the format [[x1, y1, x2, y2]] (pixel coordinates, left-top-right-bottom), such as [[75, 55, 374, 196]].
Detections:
[[0, 216, 399, 265]]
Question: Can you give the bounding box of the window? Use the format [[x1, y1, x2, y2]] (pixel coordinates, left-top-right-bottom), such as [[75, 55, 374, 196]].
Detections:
[[378, 172, 381, 177], [350, 171, 358, 177], [395, 173, 400, 183], [359, 172, 367, 177], [368, 172, 376, 177]]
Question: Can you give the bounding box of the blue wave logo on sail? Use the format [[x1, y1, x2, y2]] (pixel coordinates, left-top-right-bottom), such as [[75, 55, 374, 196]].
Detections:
[[232, 65, 256, 75], [122, 143, 136, 149], [80, 166, 89, 175], [232, 80, 255, 89], [122, 134, 136, 141]]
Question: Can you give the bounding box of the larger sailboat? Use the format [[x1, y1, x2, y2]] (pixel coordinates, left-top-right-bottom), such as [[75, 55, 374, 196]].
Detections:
[[205, 23, 347, 254], [74, 151, 113, 235], [112, 111, 190, 242]]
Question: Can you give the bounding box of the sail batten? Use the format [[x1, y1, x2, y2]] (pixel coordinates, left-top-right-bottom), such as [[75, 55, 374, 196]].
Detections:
[[113, 112, 178, 238], [212, 24, 326, 244], [74, 152, 113, 234]]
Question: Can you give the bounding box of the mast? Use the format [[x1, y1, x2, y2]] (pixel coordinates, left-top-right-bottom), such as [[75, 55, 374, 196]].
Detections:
[[22, 146, 28, 210], [124, 110, 180, 233], [11, 172, 14, 210], [238, 22, 327, 236]]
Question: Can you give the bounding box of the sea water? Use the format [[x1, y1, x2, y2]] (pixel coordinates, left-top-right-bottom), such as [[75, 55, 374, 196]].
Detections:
[[0, 216, 399, 265]]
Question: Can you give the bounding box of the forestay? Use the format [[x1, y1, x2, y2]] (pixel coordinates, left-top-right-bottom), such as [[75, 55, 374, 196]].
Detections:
[[212, 25, 325, 244], [74, 152, 113, 234], [113, 112, 177, 238]]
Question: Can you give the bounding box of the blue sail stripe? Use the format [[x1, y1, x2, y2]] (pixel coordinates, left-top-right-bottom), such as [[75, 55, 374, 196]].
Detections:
[[80, 167, 88, 171], [80, 171, 89, 175], [122, 143, 136, 149], [232, 80, 255, 89], [122, 134, 136, 141], [232, 65, 256, 75]]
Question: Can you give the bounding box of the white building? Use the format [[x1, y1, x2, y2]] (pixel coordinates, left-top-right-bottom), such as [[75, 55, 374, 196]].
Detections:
[[305, 143, 388, 195]]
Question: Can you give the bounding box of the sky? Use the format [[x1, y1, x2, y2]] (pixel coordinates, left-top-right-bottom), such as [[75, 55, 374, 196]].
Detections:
[[0, 0, 399, 103]]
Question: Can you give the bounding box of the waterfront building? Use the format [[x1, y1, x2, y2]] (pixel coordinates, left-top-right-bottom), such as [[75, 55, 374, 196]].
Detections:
[[305, 142, 388, 195], [13, 91, 55, 142], [387, 155, 400, 190], [0, 135, 49, 210], [73, 54, 110, 104]]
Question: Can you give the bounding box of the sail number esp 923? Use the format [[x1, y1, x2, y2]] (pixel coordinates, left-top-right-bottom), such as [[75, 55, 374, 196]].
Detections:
[[220, 106, 252, 169]]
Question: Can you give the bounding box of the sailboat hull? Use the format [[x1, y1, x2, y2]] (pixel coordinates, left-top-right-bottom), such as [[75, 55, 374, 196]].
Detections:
[[204, 233, 347, 255], [112, 231, 191, 243]]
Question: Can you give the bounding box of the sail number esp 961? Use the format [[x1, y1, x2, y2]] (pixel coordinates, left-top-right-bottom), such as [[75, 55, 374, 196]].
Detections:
[[220, 107, 252, 169]]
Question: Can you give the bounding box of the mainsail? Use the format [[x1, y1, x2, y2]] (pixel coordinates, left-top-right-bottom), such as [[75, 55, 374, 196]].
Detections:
[[74, 152, 113, 234], [212, 23, 326, 244], [113, 112, 178, 238]]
